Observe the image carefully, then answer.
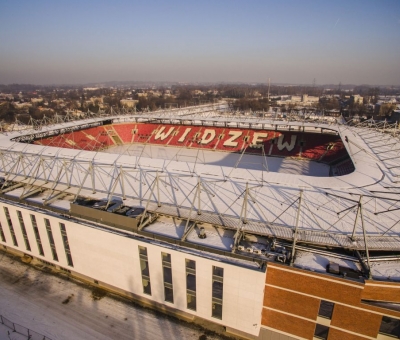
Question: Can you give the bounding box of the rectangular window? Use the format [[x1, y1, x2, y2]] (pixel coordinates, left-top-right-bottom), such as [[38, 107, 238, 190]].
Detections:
[[211, 266, 223, 319], [44, 218, 58, 261], [318, 300, 334, 319], [138, 246, 151, 295], [161, 252, 173, 303], [30, 215, 44, 256], [314, 324, 329, 340], [186, 259, 196, 311], [17, 211, 31, 251], [0, 221, 6, 243], [4, 207, 18, 246], [60, 223, 73, 267], [379, 316, 400, 338]]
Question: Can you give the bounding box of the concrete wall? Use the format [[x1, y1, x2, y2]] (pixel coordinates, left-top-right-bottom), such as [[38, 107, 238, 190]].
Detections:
[[3, 199, 400, 340], [0, 201, 266, 337]]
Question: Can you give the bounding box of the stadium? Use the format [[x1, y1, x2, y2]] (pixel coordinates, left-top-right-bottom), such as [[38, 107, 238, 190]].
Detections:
[[0, 103, 400, 340]]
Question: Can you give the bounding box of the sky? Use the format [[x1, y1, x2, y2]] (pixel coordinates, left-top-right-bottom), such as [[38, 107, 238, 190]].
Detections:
[[0, 0, 399, 86]]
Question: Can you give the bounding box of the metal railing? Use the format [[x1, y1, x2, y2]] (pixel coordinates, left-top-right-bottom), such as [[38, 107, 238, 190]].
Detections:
[[0, 314, 52, 340]]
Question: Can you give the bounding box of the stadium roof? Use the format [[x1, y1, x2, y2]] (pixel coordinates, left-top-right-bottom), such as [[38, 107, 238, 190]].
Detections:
[[1, 108, 400, 263]]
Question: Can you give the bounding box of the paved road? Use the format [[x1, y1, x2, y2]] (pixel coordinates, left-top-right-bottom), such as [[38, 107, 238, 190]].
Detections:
[[0, 250, 227, 340]]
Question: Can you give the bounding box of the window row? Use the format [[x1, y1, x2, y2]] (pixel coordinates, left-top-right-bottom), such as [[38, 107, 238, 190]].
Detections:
[[314, 316, 400, 340], [0, 207, 73, 267], [316, 299, 400, 339], [138, 246, 224, 320]]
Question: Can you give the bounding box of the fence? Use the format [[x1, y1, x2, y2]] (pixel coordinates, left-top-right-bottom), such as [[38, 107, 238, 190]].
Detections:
[[0, 314, 52, 340]]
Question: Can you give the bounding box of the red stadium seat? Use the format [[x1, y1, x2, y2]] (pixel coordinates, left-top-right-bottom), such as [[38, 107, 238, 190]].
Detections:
[[34, 123, 349, 166]]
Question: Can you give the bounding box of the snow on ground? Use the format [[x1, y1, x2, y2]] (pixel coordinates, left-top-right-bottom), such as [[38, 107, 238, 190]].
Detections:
[[0, 250, 228, 340], [0, 323, 26, 340]]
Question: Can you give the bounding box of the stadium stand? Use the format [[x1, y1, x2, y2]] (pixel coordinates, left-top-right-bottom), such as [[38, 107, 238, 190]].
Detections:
[[112, 123, 137, 143], [131, 123, 158, 143], [34, 123, 351, 173]]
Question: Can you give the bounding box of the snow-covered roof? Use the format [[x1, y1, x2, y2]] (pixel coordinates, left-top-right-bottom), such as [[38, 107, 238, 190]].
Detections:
[[1, 107, 400, 255]]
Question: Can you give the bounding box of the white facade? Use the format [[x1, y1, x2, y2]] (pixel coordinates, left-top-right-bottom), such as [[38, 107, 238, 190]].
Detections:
[[0, 200, 265, 336]]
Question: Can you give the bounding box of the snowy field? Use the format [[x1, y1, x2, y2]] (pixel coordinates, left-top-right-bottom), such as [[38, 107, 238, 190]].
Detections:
[[104, 144, 330, 177], [0, 251, 228, 340]]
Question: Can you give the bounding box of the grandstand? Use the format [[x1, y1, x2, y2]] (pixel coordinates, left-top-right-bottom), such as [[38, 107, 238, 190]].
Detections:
[[33, 120, 350, 177], [0, 104, 400, 340]]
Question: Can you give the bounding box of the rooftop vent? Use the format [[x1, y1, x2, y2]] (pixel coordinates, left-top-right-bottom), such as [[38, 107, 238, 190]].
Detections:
[[198, 227, 206, 239], [327, 262, 340, 275]]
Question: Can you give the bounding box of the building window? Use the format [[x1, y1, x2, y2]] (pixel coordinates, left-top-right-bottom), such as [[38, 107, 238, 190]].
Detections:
[[30, 215, 44, 256], [211, 266, 223, 319], [60, 223, 73, 267], [17, 211, 31, 251], [138, 246, 151, 295], [44, 218, 58, 261], [314, 324, 329, 340], [4, 207, 18, 246], [379, 316, 400, 338], [161, 252, 173, 303], [186, 259, 197, 311], [318, 300, 334, 319], [0, 221, 6, 243]]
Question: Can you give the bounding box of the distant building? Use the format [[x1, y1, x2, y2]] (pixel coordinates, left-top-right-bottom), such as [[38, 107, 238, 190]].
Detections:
[[0, 93, 14, 100], [120, 99, 138, 108], [148, 90, 162, 97], [52, 99, 64, 105], [277, 95, 319, 107], [350, 95, 363, 105], [31, 98, 44, 103], [302, 94, 319, 104], [375, 102, 396, 116], [90, 96, 104, 104], [391, 110, 400, 123], [12, 102, 32, 109]]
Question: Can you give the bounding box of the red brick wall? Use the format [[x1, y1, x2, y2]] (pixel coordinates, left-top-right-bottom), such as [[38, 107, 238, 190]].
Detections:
[[266, 264, 363, 305], [262, 308, 316, 340], [264, 285, 320, 320], [262, 264, 400, 340], [362, 281, 400, 303], [331, 304, 381, 338]]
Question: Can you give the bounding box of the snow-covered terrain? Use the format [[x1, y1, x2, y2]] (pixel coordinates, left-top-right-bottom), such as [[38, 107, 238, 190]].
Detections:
[[0, 251, 227, 340]]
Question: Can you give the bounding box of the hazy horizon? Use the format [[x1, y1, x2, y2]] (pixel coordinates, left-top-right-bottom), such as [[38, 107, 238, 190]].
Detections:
[[1, 0, 400, 86]]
